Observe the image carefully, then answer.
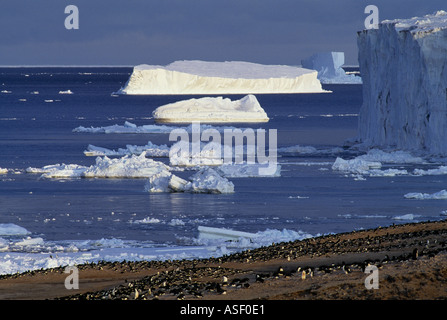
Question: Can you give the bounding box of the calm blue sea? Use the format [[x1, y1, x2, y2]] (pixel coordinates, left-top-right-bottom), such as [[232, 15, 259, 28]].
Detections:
[[0, 67, 446, 273]]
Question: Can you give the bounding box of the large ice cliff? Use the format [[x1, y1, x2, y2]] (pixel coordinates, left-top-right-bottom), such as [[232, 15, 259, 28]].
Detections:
[[116, 60, 326, 95], [357, 11, 447, 155]]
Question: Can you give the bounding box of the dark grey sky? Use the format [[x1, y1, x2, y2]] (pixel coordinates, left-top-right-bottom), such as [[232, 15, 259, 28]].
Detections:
[[0, 0, 445, 66]]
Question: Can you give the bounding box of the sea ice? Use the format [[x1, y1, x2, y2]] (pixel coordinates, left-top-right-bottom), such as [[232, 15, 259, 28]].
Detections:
[[404, 190, 447, 200], [84, 142, 170, 157], [331, 157, 382, 174], [116, 60, 326, 95], [152, 95, 269, 123], [27, 152, 172, 179], [145, 167, 234, 194], [301, 52, 362, 84]]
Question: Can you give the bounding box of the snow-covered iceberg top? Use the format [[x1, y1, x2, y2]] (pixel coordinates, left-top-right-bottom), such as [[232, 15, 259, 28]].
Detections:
[[153, 95, 269, 123], [357, 10, 447, 155], [301, 52, 362, 84], [116, 60, 327, 95], [384, 10, 447, 33]]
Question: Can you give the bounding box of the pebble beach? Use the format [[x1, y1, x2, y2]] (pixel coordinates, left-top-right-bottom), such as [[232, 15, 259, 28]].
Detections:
[[1, 219, 446, 301]]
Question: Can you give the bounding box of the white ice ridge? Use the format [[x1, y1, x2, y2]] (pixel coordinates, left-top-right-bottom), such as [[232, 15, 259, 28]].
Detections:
[[84, 142, 170, 157], [404, 190, 447, 200], [26, 152, 171, 179], [357, 10, 447, 155], [153, 95, 269, 123], [115, 60, 327, 95], [145, 167, 234, 194], [73, 121, 247, 134], [301, 52, 362, 84], [331, 149, 425, 179]]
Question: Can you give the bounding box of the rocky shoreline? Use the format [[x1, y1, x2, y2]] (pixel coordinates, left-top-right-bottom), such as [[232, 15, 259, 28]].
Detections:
[[1, 219, 447, 300]]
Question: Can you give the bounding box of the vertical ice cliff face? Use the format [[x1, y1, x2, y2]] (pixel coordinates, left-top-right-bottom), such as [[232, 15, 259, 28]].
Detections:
[[357, 11, 447, 155], [116, 60, 327, 95]]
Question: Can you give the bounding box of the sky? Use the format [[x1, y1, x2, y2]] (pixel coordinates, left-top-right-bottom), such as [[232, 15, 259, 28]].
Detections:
[[0, 0, 445, 66]]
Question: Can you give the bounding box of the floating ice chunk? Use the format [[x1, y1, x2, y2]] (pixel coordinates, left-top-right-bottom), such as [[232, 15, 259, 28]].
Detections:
[[198, 226, 258, 241], [116, 60, 326, 95], [27, 153, 172, 179], [84, 142, 170, 157], [0, 224, 30, 236], [82, 153, 171, 178], [301, 52, 362, 84], [26, 163, 88, 178], [413, 166, 447, 176], [73, 121, 245, 135], [184, 168, 234, 194], [58, 90, 73, 94], [145, 167, 234, 194], [153, 95, 269, 123], [0, 168, 8, 174], [357, 149, 424, 164], [132, 217, 161, 224], [392, 214, 420, 220], [404, 190, 447, 200], [331, 157, 381, 174]]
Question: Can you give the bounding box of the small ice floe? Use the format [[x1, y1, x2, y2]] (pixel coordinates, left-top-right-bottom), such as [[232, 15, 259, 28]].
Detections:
[[26, 152, 171, 179], [1, 90, 11, 94], [392, 214, 420, 220], [152, 95, 269, 123], [58, 90, 73, 94], [145, 167, 234, 194], [332, 157, 382, 174], [404, 190, 447, 200], [0, 168, 8, 175], [356, 149, 424, 164], [84, 142, 170, 157], [0, 223, 30, 236], [198, 226, 258, 241]]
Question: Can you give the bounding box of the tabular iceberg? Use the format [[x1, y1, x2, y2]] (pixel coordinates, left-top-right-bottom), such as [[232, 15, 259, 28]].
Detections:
[[301, 52, 362, 84], [116, 60, 326, 95], [152, 95, 268, 123], [357, 11, 447, 156]]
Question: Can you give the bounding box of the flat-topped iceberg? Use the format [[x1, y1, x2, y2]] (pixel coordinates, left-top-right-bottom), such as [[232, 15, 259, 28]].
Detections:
[[153, 95, 269, 123], [301, 52, 362, 84], [116, 60, 326, 95], [357, 11, 447, 155]]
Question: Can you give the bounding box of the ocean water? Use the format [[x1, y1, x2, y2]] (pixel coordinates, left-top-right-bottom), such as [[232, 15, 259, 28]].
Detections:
[[0, 67, 446, 274]]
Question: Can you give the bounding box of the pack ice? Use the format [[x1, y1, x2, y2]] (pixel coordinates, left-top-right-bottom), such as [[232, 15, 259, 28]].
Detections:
[[301, 52, 362, 84], [357, 11, 447, 155], [152, 95, 269, 123], [115, 60, 326, 95]]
